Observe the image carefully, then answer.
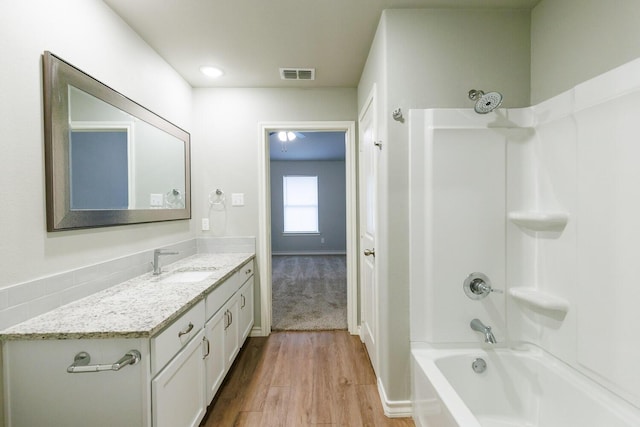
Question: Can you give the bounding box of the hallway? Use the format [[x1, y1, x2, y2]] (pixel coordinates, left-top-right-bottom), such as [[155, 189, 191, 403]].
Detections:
[[202, 331, 415, 426]]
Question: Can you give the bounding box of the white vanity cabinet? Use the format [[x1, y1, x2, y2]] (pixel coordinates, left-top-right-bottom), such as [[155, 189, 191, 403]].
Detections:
[[152, 329, 206, 427], [239, 276, 254, 342], [203, 259, 254, 404], [223, 293, 240, 367], [2, 254, 255, 427], [204, 303, 228, 402], [3, 337, 150, 427], [151, 300, 206, 427]]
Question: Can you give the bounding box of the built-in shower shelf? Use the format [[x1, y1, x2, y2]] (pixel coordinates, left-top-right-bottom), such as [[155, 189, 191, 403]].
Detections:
[[509, 288, 570, 313], [508, 211, 569, 232]]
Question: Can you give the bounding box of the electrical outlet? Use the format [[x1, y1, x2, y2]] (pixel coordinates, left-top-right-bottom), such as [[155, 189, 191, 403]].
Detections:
[[201, 218, 210, 231], [321, 237, 325, 244]]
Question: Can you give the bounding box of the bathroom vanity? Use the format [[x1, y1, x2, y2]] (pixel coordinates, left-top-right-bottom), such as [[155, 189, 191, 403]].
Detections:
[[1, 253, 254, 427]]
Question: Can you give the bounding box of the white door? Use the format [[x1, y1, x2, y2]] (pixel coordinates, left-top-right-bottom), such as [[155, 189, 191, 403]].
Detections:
[[204, 308, 226, 404], [224, 295, 240, 367], [359, 90, 378, 374], [239, 277, 254, 343]]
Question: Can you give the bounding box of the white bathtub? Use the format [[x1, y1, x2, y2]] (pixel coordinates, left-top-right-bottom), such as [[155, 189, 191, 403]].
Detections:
[[411, 345, 640, 427]]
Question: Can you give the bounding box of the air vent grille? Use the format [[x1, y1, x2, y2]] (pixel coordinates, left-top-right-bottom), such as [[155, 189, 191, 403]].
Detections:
[[279, 68, 315, 80]]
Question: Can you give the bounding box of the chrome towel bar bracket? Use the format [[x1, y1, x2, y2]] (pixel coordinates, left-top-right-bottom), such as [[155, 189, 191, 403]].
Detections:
[[67, 350, 141, 373]]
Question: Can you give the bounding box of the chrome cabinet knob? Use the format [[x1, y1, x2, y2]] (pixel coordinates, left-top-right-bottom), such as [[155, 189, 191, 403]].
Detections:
[[364, 248, 375, 257]]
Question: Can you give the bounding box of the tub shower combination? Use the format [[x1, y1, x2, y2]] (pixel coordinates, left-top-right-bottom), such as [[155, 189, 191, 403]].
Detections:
[[409, 62, 640, 427]]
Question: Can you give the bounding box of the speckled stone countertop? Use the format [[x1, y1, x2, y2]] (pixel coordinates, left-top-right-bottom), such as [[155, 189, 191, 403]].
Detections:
[[0, 253, 254, 341]]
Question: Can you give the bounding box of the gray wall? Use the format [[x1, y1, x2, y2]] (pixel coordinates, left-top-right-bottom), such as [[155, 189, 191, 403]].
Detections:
[[192, 87, 357, 329], [531, 0, 640, 104], [270, 161, 346, 254], [0, 1, 193, 290], [357, 8, 532, 403]]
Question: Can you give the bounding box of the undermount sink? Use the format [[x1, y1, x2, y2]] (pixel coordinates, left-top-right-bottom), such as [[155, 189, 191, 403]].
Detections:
[[157, 270, 213, 284]]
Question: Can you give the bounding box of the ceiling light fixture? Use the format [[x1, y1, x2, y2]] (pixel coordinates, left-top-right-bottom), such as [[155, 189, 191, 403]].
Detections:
[[200, 66, 224, 78], [277, 131, 297, 152], [278, 131, 296, 142]]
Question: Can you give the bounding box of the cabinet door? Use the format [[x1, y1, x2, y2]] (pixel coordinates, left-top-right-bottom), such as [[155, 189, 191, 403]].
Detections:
[[239, 277, 254, 344], [224, 294, 240, 367], [204, 307, 226, 404], [152, 329, 206, 427]]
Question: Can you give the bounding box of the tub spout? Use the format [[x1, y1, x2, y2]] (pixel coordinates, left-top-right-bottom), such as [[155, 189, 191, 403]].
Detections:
[[470, 318, 497, 344]]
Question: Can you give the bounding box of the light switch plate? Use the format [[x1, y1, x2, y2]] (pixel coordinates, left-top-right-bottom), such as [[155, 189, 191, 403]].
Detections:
[[201, 218, 210, 231], [150, 193, 163, 207], [231, 193, 244, 206]]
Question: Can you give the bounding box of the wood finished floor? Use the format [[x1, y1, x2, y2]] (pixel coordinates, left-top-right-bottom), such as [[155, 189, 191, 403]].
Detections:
[[201, 331, 415, 427]]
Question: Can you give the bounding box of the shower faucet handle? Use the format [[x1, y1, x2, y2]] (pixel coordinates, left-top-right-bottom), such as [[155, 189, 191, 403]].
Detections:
[[463, 272, 502, 300]]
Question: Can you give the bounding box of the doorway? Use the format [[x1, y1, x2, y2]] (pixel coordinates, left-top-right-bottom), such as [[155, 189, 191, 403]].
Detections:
[[258, 121, 357, 335], [269, 131, 347, 330]]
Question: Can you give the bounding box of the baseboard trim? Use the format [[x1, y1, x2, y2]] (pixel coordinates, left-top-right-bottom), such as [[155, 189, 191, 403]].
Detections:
[[249, 326, 268, 337], [377, 377, 413, 418], [271, 251, 347, 256]]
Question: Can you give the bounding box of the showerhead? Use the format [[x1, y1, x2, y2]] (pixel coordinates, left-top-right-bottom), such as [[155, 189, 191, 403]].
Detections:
[[468, 89, 503, 114]]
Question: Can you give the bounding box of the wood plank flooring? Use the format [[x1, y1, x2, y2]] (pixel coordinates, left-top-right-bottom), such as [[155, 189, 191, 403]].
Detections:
[[201, 331, 415, 427]]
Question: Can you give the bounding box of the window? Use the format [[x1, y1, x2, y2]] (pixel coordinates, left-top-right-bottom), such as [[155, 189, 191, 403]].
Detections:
[[283, 175, 318, 233]]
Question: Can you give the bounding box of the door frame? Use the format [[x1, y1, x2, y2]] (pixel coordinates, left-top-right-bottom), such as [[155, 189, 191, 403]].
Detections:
[[257, 121, 358, 335]]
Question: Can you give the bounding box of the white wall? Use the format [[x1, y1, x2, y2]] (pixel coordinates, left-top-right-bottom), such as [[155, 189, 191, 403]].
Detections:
[[192, 87, 357, 328], [409, 110, 517, 346], [524, 0, 640, 407], [0, 1, 194, 292], [357, 8, 531, 405], [506, 59, 640, 409], [531, 0, 640, 104]]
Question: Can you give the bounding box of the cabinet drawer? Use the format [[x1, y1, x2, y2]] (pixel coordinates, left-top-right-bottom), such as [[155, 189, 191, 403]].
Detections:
[[151, 300, 205, 375], [205, 273, 239, 321], [205, 259, 254, 322], [239, 259, 254, 283]]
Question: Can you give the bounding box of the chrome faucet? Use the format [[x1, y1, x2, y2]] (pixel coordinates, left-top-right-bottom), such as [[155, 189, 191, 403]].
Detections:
[[153, 249, 178, 275], [470, 318, 497, 344]]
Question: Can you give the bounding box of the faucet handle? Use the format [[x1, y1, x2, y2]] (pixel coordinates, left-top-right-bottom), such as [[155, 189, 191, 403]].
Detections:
[[463, 272, 502, 300]]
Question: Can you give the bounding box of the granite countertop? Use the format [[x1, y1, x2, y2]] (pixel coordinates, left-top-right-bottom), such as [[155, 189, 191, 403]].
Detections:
[[0, 253, 254, 341]]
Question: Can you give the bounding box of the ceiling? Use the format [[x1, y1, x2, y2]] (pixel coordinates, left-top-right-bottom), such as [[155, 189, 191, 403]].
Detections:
[[269, 132, 346, 161], [103, 0, 540, 88]]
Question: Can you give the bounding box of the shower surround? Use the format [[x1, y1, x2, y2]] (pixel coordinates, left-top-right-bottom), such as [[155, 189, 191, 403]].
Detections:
[[408, 57, 640, 425]]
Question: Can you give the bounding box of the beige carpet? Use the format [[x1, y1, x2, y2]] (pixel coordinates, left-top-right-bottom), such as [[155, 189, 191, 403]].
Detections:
[[271, 255, 347, 331]]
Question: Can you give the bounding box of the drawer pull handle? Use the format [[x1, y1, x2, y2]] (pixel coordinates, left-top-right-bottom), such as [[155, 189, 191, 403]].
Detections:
[[178, 322, 194, 338], [241, 294, 246, 308], [67, 350, 141, 373]]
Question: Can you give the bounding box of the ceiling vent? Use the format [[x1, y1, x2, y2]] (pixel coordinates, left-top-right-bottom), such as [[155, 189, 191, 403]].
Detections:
[[280, 68, 315, 81]]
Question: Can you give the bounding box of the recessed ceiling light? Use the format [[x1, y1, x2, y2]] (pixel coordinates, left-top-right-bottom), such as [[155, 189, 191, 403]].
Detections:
[[200, 66, 223, 78]]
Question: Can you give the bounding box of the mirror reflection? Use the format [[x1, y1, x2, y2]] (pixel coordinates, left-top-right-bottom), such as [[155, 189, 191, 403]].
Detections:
[[43, 51, 191, 231], [68, 87, 186, 210]]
